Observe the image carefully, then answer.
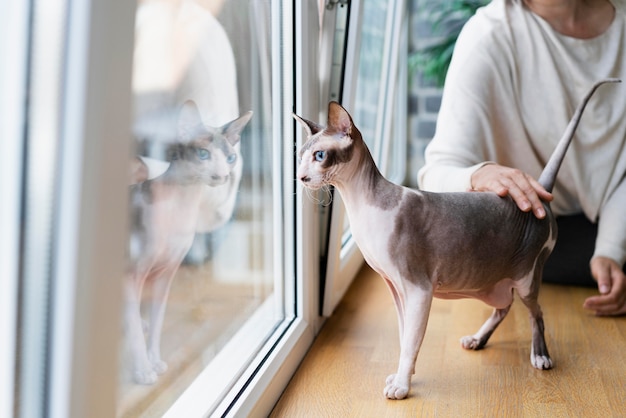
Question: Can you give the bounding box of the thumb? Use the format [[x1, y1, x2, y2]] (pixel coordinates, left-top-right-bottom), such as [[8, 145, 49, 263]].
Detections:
[[591, 258, 612, 294]]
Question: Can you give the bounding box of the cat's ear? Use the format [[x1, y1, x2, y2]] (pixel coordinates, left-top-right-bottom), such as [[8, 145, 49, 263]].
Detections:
[[327, 101, 353, 137], [293, 113, 324, 137], [223, 111, 253, 146], [178, 100, 203, 139]]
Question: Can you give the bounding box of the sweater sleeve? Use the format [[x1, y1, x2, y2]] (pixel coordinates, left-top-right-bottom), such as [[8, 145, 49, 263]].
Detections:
[[594, 177, 626, 266]]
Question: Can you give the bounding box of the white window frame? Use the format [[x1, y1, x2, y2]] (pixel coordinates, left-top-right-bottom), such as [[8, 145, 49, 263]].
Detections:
[[0, 0, 30, 415], [47, 0, 136, 416]]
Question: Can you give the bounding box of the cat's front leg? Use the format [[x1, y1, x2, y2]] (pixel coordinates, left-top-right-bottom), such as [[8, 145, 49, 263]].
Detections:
[[384, 281, 433, 400], [125, 279, 158, 385], [146, 267, 178, 375], [382, 276, 405, 345]]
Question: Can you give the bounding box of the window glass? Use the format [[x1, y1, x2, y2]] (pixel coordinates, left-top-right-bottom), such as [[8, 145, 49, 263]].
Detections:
[[353, 0, 389, 154], [119, 1, 283, 416], [341, 0, 390, 240]]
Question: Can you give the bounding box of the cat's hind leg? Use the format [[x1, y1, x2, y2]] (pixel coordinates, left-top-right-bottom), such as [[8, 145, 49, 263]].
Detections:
[[460, 304, 512, 350], [460, 280, 516, 350], [513, 253, 553, 370], [518, 272, 552, 369], [521, 297, 552, 370]]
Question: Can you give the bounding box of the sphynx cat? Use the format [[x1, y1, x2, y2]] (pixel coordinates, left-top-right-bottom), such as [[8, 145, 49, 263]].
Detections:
[[127, 100, 252, 384], [294, 79, 619, 399]]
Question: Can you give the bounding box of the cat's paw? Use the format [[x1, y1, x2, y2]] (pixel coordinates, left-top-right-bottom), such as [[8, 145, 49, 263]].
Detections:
[[151, 359, 168, 375], [460, 335, 481, 350], [133, 368, 158, 385], [531, 354, 553, 370], [384, 374, 409, 400]]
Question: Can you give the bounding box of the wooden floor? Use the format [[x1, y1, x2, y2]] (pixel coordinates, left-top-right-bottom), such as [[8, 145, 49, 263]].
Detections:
[[271, 265, 626, 417]]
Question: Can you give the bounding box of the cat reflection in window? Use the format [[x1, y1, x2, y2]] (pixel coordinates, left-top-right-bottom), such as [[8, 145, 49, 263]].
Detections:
[[126, 101, 252, 384]]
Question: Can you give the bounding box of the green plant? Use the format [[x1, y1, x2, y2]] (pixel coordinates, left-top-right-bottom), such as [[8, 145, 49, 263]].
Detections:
[[409, 0, 490, 87]]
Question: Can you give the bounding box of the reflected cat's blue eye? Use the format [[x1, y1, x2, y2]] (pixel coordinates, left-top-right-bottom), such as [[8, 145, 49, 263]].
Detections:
[[227, 154, 237, 164], [314, 150, 326, 162], [197, 148, 210, 160]]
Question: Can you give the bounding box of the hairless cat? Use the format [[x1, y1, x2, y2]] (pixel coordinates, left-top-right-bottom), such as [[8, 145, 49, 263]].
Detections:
[[295, 78, 620, 400]]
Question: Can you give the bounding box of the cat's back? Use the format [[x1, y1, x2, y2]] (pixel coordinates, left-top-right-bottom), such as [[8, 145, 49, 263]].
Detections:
[[415, 189, 542, 224], [394, 189, 552, 255]]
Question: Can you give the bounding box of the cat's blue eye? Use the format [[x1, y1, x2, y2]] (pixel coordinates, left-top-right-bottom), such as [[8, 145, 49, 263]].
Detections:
[[314, 150, 326, 162], [227, 154, 237, 164], [197, 148, 210, 160]]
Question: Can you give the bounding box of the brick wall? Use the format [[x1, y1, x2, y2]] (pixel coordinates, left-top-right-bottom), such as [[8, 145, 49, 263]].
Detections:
[[406, 0, 486, 187]]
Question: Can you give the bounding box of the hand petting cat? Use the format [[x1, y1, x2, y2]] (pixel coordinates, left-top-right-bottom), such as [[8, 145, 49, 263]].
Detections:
[[470, 163, 553, 219], [471, 164, 626, 317]]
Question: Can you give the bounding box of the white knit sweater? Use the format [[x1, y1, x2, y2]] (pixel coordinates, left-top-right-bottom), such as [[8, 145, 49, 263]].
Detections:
[[418, 0, 626, 266]]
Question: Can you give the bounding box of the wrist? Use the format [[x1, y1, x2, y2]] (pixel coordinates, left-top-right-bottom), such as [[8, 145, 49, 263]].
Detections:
[[469, 161, 496, 191]]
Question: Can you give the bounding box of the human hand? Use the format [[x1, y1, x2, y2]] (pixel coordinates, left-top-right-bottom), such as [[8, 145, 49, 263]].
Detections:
[[470, 163, 553, 219], [584, 257, 626, 316]]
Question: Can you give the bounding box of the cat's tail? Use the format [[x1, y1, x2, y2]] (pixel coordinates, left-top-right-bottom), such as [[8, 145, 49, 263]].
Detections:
[[537, 78, 621, 193]]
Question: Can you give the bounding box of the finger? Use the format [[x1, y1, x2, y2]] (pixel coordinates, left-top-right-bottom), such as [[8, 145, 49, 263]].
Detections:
[[471, 178, 509, 196], [518, 173, 549, 218], [584, 263, 613, 309], [585, 297, 625, 316], [528, 177, 554, 202], [500, 177, 538, 215], [592, 260, 613, 295], [583, 294, 620, 313], [595, 305, 626, 316], [583, 287, 623, 313]]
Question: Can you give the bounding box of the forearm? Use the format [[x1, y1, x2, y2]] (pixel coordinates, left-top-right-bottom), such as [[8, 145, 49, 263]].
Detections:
[[418, 161, 493, 192]]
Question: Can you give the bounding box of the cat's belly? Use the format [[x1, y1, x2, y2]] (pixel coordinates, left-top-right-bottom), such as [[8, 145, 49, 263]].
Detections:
[[433, 277, 518, 309]]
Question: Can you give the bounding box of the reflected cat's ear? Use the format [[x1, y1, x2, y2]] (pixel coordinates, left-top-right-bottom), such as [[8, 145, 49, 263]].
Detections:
[[178, 100, 203, 139], [293, 113, 324, 137], [223, 111, 253, 146], [327, 101, 353, 137]]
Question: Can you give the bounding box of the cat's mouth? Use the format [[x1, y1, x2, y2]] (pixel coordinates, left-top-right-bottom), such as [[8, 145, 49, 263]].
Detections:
[[299, 174, 328, 190], [207, 175, 229, 186], [299, 181, 324, 191]]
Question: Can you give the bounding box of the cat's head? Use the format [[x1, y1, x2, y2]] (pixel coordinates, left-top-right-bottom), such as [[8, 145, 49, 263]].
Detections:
[[169, 101, 253, 186], [293, 101, 363, 190]]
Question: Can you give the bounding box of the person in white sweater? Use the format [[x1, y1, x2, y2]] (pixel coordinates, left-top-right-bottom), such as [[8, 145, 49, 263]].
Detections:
[[418, 0, 626, 315]]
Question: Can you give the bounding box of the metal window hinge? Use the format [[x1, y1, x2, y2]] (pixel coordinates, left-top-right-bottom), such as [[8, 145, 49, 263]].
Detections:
[[326, 0, 349, 10]]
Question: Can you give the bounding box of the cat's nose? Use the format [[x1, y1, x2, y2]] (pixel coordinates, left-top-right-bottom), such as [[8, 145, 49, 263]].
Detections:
[[300, 175, 310, 183]]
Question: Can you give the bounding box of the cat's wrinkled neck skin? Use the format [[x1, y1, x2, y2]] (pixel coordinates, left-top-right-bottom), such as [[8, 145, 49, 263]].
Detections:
[[331, 140, 401, 212]]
